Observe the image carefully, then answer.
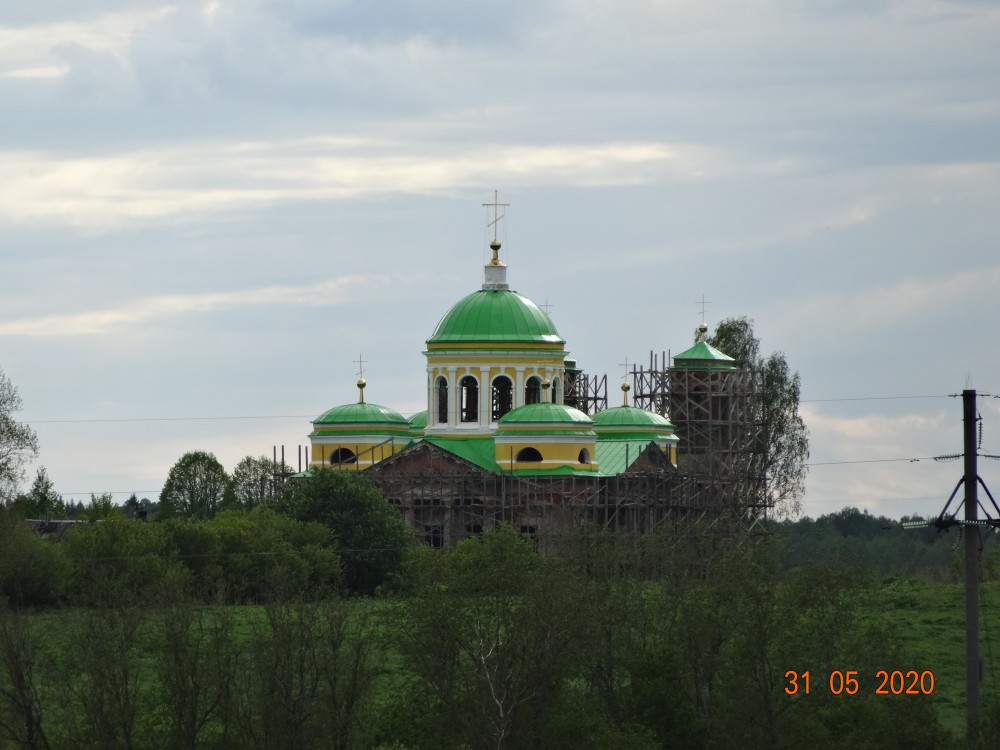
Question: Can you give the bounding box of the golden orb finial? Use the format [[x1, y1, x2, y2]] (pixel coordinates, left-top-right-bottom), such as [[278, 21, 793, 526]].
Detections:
[[489, 238, 502, 266], [357, 378, 367, 403], [621, 381, 630, 406]]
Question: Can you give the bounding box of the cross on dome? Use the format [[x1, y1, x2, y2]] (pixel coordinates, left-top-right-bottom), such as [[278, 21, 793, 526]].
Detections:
[[481, 190, 510, 291]]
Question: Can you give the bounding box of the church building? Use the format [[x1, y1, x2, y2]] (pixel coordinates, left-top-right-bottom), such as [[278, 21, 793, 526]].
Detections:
[[305, 202, 761, 547]]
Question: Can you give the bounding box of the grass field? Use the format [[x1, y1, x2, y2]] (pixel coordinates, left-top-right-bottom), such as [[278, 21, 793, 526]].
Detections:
[[7, 578, 1000, 748], [879, 579, 1000, 739]]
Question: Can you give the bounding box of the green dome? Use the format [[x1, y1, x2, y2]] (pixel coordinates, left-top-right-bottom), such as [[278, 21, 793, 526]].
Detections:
[[408, 410, 428, 434], [497, 402, 595, 437], [427, 290, 564, 345], [592, 406, 674, 430], [313, 402, 409, 426]]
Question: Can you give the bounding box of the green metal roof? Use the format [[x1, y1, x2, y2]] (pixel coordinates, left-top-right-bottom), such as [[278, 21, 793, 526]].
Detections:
[[422, 437, 501, 472], [427, 290, 564, 345], [498, 402, 593, 425], [407, 410, 428, 434], [672, 340, 737, 370], [595, 440, 657, 476], [313, 402, 409, 426], [592, 405, 674, 431]]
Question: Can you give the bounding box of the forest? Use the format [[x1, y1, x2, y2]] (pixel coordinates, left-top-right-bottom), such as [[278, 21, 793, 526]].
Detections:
[[2, 467, 999, 749]]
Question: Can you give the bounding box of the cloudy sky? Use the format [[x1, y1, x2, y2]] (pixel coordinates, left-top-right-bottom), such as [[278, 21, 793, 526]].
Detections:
[[2, 0, 998, 520]]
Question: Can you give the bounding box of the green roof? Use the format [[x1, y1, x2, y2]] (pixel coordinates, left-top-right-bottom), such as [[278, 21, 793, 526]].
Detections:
[[427, 290, 564, 345], [672, 340, 737, 370], [498, 402, 593, 425], [423, 437, 500, 472], [418, 434, 661, 478], [596, 440, 657, 476], [592, 405, 674, 431], [313, 402, 409, 426], [497, 403, 595, 437], [407, 411, 428, 434]]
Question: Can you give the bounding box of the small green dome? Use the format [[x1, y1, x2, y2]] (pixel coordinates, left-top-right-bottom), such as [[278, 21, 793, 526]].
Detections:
[[427, 290, 564, 345], [408, 410, 428, 434], [313, 402, 409, 426], [498, 402, 594, 426], [592, 406, 674, 430]]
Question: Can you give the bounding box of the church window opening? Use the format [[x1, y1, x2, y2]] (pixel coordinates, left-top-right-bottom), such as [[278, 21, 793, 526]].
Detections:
[[436, 376, 448, 423], [423, 524, 444, 548], [516, 447, 543, 462], [525, 376, 541, 405], [578, 448, 591, 464], [492, 376, 513, 421], [329, 448, 357, 465], [460, 376, 479, 422], [552, 377, 561, 404]]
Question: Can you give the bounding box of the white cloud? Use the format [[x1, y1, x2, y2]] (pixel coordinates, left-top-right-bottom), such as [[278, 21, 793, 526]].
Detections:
[[0, 138, 725, 229], [0, 275, 385, 336], [0, 7, 174, 78]]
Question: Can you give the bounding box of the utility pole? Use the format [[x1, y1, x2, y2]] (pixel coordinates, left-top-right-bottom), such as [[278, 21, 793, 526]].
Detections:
[[903, 389, 1000, 739], [962, 389, 980, 729]]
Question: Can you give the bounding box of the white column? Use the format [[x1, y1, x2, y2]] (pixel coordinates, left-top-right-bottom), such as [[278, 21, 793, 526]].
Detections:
[[447, 367, 457, 428], [480, 366, 491, 426], [515, 367, 525, 408]]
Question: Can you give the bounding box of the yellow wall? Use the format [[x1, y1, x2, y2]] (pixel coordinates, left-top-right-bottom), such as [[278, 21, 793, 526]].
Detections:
[[494, 438, 598, 472]]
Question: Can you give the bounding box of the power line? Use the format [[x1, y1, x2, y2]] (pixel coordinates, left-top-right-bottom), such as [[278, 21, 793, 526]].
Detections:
[[807, 457, 936, 466], [23, 393, 964, 425], [28, 415, 316, 424], [801, 394, 950, 403]]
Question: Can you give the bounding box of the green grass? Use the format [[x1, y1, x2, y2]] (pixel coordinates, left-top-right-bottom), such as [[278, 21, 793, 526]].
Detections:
[[879, 579, 1000, 739]]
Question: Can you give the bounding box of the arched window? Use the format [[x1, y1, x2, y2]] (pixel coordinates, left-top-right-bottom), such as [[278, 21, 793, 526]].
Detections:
[[551, 377, 561, 404], [435, 376, 448, 423], [516, 447, 543, 462], [492, 376, 513, 421], [460, 376, 478, 422], [524, 376, 541, 405], [330, 448, 357, 465], [578, 448, 591, 464]]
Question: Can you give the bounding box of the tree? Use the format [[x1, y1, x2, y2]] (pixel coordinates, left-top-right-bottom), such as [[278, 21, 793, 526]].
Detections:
[[231, 455, 289, 510], [159, 451, 234, 520], [707, 316, 809, 517], [0, 368, 39, 504], [278, 470, 411, 594], [6, 467, 64, 520]]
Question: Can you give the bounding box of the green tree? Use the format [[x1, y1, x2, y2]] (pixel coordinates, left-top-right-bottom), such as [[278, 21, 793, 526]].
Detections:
[[396, 526, 589, 750], [159, 451, 234, 520], [0, 368, 39, 505], [81, 492, 124, 521], [707, 316, 809, 517], [278, 470, 411, 595], [26, 467, 64, 520], [231, 455, 289, 510]]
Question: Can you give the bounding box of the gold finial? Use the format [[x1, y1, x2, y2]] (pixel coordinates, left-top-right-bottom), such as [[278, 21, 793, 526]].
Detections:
[[621, 381, 630, 406], [542, 377, 551, 402], [489, 238, 503, 266]]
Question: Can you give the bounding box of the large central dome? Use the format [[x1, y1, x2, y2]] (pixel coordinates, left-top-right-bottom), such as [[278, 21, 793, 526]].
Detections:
[[426, 289, 564, 345]]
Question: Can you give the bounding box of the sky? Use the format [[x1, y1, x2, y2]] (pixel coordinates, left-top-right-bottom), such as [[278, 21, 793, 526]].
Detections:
[[1, 0, 999, 521]]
